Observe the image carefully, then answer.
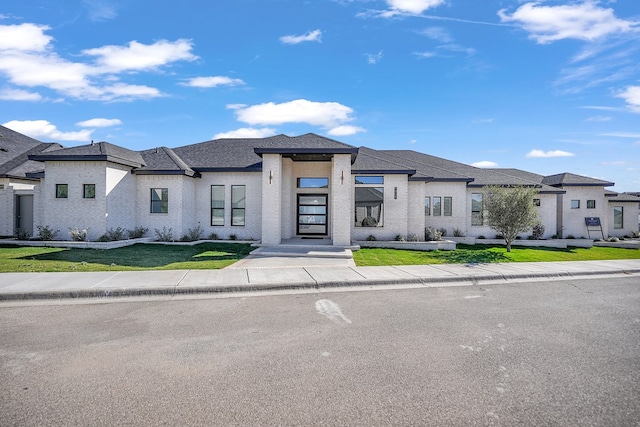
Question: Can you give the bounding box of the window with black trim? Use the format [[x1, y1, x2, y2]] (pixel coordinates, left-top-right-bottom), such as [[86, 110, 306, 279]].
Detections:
[[83, 184, 95, 199], [533, 198, 541, 207], [424, 196, 431, 216], [571, 200, 580, 209], [587, 200, 596, 209], [150, 188, 168, 213], [297, 178, 328, 188], [231, 185, 245, 226], [433, 197, 442, 216], [472, 193, 483, 226], [56, 184, 68, 199], [211, 185, 224, 226], [613, 206, 623, 229], [444, 197, 452, 216], [355, 179, 384, 227]]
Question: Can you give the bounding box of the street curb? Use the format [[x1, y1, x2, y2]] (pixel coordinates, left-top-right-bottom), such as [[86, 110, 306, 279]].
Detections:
[[1, 268, 638, 301]]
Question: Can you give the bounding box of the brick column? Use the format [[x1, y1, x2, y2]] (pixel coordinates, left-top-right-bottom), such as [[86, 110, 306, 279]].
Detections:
[[331, 154, 352, 246], [261, 154, 282, 245]]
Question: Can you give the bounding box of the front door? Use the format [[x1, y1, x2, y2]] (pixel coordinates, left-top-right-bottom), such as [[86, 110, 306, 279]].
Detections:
[[297, 194, 328, 236]]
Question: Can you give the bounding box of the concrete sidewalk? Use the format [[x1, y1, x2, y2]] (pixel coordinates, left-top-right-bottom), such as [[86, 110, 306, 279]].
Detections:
[[1, 259, 639, 301]]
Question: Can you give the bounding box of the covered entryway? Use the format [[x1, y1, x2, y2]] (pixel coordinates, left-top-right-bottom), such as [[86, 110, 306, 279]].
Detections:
[[297, 194, 328, 236]]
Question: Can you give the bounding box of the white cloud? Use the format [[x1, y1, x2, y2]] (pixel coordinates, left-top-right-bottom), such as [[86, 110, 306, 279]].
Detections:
[[419, 26, 452, 43], [616, 85, 640, 112], [414, 51, 438, 58], [366, 51, 383, 64], [82, 39, 197, 73], [526, 149, 575, 158], [599, 131, 640, 138], [213, 127, 277, 139], [0, 23, 52, 51], [83, 0, 118, 21], [327, 125, 366, 136], [498, 2, 638, 44], [234, 99, 355, 128], [76, 118, 122, 128], [181, 76, 245, 88], [386, 0, 445, 15], [472, 161, 498, 168], [0, 24, 197, 101], [0, 88, 43, 101], [280, 29, 322, 45], [2, 120, 93, 142], [585, 115, 612, 122]]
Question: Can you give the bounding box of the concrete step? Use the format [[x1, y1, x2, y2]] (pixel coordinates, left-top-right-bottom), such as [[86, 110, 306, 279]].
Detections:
[[250, 246, 354, 259]]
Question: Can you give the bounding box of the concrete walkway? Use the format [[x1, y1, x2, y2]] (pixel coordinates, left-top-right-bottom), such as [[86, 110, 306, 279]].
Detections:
[[1, 259, 639, 301]]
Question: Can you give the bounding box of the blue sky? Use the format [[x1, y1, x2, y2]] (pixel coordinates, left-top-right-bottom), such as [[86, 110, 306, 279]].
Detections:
[[1, 0, 639, 191]]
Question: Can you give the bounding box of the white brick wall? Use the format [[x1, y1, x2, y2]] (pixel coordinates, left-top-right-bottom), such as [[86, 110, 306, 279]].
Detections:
[[105, 163, 136, 232], [39, 161, 108, 241], [0, 187, 13, 236], [193, 172, 262, 241], [261, 154, 282, 244], [330, 154, 352, 245], [561, 186, 609, 239], [607, 201, 640, 237], [424, 182, 468, 238]]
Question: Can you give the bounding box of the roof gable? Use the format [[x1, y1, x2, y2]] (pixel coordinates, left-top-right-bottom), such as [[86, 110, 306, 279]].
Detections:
[[542, 173, 614, 187], [29, 141, 145, 168]]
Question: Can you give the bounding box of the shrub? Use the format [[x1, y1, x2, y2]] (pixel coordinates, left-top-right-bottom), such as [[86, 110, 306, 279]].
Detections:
[[208, 232, 219, 240], [532, 222, 545, 240], [128, 226, 148, 239], [567, 235, 575, 240], [366, 234, 377, 241], [395, 234, 405, 242], [477, 235, 485, 239], [15, 228, 31, 240], [608, 236, 619, 242], [154, 227, 173, 242], [407, 233, 419, 242], [69, 227, 90, 242], [181, 225, 203, 242], [425, 227, 443, 241], [361, 216, 378, 227], [98, 227, 128, 242], [438, 228, 447, 237], [495, 234, 504, 240], [631, 231, 639, 238], [229, 234, 238, 241], [37, 225, 59, 241], [453, 228, 465, 237]]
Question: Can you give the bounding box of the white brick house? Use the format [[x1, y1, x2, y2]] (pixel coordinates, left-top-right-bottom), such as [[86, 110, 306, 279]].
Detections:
[[1, 125, 638, 243]]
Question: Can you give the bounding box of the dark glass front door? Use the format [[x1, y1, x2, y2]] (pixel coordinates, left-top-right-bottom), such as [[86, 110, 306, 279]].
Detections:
[[297, 194, 328, 236]]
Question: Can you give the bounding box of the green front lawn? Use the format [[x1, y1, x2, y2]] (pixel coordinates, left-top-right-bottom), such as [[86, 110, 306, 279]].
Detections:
[[0, 243, 254, 273], [353, 244, 640, 267]]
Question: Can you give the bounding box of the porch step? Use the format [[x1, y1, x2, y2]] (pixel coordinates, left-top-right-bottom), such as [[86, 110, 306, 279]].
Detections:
[[250, 246, 354, 259]]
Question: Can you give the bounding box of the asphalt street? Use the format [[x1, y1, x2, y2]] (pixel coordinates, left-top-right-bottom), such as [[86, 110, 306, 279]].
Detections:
[[1, 276, 639, 426]]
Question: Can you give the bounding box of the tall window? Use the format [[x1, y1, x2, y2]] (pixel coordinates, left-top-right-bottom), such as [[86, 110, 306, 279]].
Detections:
[[433, 197, 442, 216], [355, 176, 384, 227], [471, 193, 483, 226], [211, 185, 224, 226], [424, 196, 431, 216], [613, 206, 623, 229], [83, 184, 95, 199], [150, 188, 168, 213], [56, 184, 68, 199], [231, 185, 246, 226], [444, 197, 452, 216]]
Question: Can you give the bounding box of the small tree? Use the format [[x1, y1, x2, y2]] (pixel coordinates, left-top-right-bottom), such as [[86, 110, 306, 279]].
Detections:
[[484, 185, 539, 252]]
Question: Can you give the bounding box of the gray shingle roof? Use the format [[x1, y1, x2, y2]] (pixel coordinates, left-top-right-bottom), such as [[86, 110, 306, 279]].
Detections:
[[542, 173, 614, 187], [29, 141, 145, 168], [605, 191, 640, 203], [351, 147, 416, 175], [138, 147, 197, 176], [0, 125, 64, 179]]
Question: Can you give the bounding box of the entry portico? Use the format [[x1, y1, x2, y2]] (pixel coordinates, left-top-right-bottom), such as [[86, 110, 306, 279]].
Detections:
[[257, 143, 357, 246]]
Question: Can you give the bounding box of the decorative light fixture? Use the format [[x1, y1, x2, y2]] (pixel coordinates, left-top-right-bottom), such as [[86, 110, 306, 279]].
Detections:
[[269, 170, 273, 184], [341, 170, 344, 185]]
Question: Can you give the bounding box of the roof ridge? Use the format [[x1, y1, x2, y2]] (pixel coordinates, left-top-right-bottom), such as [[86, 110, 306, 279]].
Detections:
[[161, 147, 195, 173], [380, 149, 473, 181]]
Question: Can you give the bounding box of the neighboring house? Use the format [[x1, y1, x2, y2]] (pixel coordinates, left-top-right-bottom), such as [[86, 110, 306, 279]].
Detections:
[[0, 126, 62, 237], [0, 124, 638, 243]]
